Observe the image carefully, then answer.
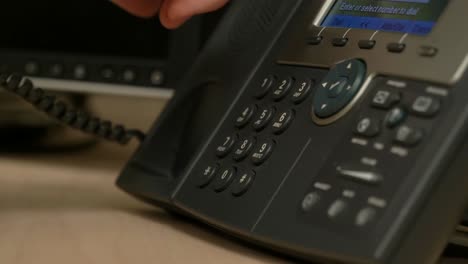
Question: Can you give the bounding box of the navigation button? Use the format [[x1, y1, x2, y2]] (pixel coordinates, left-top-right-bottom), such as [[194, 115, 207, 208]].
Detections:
[[312, 59, 366, 120], [327, 77, 348, 98]]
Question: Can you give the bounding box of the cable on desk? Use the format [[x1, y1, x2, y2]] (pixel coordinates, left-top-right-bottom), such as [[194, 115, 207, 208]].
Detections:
[[0, 73, 146, 145]]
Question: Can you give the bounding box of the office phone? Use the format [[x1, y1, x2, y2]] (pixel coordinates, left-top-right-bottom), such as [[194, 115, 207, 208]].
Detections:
[[117, 0, 468, 263]]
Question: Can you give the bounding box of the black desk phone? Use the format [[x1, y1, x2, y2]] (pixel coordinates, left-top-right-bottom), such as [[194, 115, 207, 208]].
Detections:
[[117, 0, 468, 263]]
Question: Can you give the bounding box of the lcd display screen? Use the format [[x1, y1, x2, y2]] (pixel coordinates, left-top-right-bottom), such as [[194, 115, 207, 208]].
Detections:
[[322, 0, 449, 35]]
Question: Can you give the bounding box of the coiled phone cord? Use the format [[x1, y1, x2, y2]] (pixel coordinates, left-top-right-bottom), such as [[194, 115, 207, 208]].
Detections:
[[0, 73, 146, 145]]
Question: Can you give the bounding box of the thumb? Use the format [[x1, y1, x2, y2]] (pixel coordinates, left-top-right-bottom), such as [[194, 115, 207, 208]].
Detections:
[[111, 0, 162, 18], [160, 0, 229, 29]]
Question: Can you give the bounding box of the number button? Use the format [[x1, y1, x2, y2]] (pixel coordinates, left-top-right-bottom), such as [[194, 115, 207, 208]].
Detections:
[[231, 170, 255, 196], [252, 106, 275, 131], [212, 167, 236, 192], [197, 164, 219, 188], [291, 79, 313, 104], [254, 75, 275, 99], [215, 134, 238, 158], [272, 110, 295, 135], [235, 105, 256, 128], [272, 77, 294, 101], [233, 137, 256, 161], [251, 140, 275, 165]]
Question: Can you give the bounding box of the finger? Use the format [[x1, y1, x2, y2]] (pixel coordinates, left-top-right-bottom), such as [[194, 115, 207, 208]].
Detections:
[[160, 0, 229, 29], [111, 0, 162, 18]]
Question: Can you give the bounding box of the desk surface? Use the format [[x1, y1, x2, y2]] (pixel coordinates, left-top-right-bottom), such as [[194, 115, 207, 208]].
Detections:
[[0, 142, 464, 264]]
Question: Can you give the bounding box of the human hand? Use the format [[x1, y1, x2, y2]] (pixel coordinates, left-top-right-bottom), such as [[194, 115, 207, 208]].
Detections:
[[111, 0, 229, 29]]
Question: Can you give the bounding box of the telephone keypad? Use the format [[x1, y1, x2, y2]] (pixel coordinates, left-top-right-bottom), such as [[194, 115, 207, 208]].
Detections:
[[251, 139, 275, 165], [233, 137, 256, 161], [198, 164, 219, 188], [272, 110, 295, 135], [255, 75, 276, 99], [215, 134, 238, 158], [231, 170, 255, 196], [272, 77, 294, 101], [252, 106, 275, 131], [291, 79, 313, 104], [235, 104, 256, 128], [212, 167, 236, 192]]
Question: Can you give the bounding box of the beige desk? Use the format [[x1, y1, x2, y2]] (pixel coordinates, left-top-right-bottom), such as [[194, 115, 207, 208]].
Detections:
[[0, 95, 464, 264]]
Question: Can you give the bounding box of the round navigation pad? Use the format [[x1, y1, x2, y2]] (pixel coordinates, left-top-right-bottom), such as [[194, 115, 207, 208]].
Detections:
[[312, 59, 367, 122]]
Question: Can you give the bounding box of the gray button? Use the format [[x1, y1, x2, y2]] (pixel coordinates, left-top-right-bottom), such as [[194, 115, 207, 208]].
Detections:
[[355, 207, 377, 227], [327, 199, 347, 219], [24, 61, 39, 75], [73, 65, 87, 79], [301, 192, 320, 212], [150, 70, 165, 85], [337, 165, 383, 185], [122, 69, 136, 83]]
